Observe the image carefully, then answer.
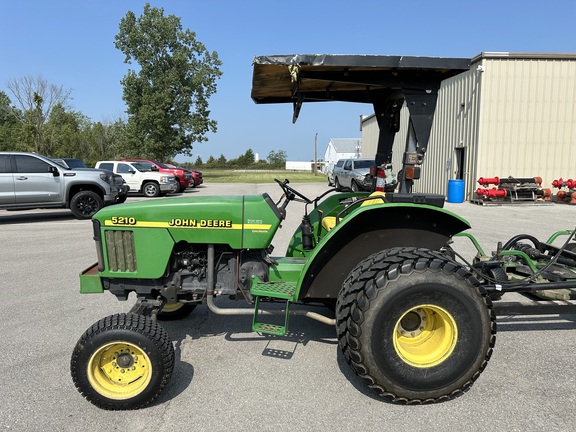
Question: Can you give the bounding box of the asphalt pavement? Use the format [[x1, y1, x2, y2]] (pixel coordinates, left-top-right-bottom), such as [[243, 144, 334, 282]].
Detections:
[[1, 182, 575, 432]]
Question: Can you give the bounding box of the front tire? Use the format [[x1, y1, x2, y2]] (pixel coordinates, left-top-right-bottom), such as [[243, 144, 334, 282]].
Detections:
[[336, 247, 496, 403], [351, 180, 360, 192], [335, 178, 342, 192], [158, 302, 196, 320], [143, 182, 160, 197], [70, 190, 104, 219], [71, 313, 174, 410]]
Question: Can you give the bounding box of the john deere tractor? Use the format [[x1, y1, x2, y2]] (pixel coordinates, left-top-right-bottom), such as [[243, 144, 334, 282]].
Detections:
[[70, 54, 576, 409]]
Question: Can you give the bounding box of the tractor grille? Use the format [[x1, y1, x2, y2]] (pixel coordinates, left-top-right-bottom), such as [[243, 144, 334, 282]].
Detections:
[[105, 230, 137, 272]]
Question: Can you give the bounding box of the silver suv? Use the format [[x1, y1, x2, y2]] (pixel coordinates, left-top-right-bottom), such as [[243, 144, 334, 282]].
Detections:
[[0, 152, 119, 219]]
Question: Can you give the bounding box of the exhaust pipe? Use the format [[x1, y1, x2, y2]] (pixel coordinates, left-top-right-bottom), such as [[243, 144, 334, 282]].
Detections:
[[205, 244, 335, 326]]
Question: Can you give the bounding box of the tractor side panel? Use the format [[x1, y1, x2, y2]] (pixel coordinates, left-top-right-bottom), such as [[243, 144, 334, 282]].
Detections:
[[93, 194, 282, 279], [100, 227, 175, 279], [297, 205, 470, 300]]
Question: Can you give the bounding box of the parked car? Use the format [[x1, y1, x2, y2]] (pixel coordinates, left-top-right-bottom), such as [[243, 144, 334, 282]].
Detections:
[[121, 158, 192, 192], [95, 161, 177, 197], [163, 163, 203, 187], [0, 152, 119, 219], [327, 160, 344, 187], [52, 158, 129, 204], [332, 158, 375, 191]]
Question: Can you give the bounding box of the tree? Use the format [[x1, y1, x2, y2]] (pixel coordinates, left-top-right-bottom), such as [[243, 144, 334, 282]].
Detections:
[[205, 155, 217, 168], [5, 75, 72, 153], [115, 3, 222, 161], [267, 150, 287, 168], [44, 103, 84, 157], [194, 155, 203, 166], [0, 91, 23, 151], [217, 154, 227, 168], [236, 148, 255, 167]]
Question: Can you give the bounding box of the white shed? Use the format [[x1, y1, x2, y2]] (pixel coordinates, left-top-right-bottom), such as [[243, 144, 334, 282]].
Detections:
[[323, 138, 362, 173]]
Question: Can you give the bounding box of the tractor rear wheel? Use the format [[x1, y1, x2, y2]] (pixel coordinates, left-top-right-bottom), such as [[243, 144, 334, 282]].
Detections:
[[70, 313, 174, 410], [336, 247, 496, 403]]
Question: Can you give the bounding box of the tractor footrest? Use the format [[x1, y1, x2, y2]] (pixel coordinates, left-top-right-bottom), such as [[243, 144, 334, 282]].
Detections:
[[251, 281, 297, 336], [250, 281, 297, 300], [253, 322, 287, 335]]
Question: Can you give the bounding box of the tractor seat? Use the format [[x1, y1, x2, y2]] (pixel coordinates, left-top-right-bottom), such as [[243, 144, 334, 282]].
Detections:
[[321, 191, 386, 232]]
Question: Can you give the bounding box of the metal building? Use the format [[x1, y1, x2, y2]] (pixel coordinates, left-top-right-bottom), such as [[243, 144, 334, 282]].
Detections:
[[361, 52, 576, 200]]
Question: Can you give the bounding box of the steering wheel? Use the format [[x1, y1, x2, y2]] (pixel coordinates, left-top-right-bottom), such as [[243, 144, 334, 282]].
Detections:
[[274, 178, 312, 204]]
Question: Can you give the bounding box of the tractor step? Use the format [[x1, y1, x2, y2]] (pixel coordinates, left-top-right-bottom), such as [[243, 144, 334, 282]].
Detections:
[[250, 281, 297, 336]]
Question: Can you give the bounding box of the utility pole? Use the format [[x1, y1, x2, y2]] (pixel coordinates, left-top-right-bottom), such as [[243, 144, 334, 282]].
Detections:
[[314, 132, 318, 175]]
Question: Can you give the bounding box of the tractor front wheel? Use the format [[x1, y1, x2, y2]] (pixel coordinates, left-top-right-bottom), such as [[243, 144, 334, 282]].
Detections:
[[158, 302, 197, 320], [336, 247, 496, 403], [70, 313, 174, 410]]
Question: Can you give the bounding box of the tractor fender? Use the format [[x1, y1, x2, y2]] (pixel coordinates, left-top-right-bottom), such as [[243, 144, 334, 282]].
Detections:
[[296, 204, 470, 301]]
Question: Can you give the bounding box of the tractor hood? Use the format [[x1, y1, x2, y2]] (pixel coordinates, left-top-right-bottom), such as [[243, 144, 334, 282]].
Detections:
[[94, 194, 283, 250]]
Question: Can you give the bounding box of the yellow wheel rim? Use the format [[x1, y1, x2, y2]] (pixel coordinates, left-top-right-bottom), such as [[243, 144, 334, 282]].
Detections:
[[393, 304, 457, 368], [87, 341, 152, 400], [161, 303, 184, 313]]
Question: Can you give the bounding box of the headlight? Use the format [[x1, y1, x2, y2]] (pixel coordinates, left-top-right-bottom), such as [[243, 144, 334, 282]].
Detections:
[[360, 174, 372, 186], [99, 173, 111, 184]]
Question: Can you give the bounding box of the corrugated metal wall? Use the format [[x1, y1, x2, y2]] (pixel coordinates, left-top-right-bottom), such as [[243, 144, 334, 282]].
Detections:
[[361, 53, 576, 199], [362, 69, 481, 197], [476, 57, 576, 189], [418, 68, 481, 198]]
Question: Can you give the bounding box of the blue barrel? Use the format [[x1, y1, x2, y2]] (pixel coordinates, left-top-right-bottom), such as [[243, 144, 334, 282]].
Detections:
[[447, 179, 465, 203]]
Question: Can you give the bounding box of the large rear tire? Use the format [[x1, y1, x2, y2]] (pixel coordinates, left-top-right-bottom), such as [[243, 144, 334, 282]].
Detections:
[[70, 313, 174, 410], [336, 247, 496, 403]]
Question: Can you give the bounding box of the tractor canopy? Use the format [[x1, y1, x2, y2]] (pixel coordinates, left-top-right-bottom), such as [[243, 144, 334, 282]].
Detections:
[[251, 54, 471, 192]]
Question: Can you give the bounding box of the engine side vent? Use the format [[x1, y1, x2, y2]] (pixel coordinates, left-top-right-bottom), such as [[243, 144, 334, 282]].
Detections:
[[105, 230, 137, 272]]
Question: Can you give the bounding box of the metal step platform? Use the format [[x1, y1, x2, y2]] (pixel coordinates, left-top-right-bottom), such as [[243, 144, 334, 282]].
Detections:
[[250, 281, 297, 336]]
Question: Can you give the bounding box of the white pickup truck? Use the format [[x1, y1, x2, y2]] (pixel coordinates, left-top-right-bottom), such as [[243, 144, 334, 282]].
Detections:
[[95, 161, 177, 197]]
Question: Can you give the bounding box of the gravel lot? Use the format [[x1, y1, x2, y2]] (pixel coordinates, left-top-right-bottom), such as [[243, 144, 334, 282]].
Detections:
[[1, 182, 575, 432]]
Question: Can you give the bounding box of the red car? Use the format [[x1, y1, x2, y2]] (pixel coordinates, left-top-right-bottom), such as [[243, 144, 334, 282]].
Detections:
[[164, 163, 203, 187], [121, 159, 192, 192]]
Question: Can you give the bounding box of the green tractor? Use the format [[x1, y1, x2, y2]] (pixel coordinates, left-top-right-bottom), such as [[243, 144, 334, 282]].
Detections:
[[71, 55, 576, 409]]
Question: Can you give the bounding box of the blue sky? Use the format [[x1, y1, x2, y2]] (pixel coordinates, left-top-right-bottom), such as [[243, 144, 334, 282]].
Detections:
[[1, 1, 575, 163]]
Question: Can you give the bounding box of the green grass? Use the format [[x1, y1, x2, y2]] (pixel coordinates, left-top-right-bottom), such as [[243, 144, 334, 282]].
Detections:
[[202, 169, 328, 183]]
